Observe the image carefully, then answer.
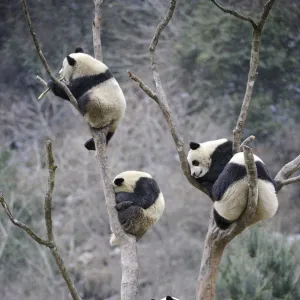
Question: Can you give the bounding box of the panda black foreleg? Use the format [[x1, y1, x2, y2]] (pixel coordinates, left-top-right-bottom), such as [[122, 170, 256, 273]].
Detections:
[[47, 80, 70, 100], [213, 209, 232, 230]]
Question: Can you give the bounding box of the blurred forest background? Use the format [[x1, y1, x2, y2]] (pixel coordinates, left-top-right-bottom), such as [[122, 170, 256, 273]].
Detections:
[[1, 0, 300, 299]]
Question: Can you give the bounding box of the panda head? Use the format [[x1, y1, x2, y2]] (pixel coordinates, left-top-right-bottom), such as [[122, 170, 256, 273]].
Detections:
[[59, 46, 107, 80], [187, 138, 229, 178], [113, 171, 152, 193], [187, 142, 211, 178]]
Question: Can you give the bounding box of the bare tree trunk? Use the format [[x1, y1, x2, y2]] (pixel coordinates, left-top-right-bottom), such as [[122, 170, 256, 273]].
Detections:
[[197, 222, 226, 300]]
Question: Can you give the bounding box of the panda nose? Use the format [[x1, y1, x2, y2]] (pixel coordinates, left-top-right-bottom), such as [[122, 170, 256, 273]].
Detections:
[[192, 172, 196, 177]]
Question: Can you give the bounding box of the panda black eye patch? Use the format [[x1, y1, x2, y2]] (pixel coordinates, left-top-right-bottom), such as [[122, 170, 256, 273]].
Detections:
[[192, 160, 200, 166], [114, 178, 124, 186]]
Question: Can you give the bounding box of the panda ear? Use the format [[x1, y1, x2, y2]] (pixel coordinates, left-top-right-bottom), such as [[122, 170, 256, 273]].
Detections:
[[190, 142, 200, 150], [66, 55, 76, 66], [114, 178, 124, 186], [166, 297, 174, 300], [75, 47, 84, 53]]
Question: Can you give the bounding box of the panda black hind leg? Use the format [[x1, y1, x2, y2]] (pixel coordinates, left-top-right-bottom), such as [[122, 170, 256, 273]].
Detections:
[[84, 131, 114, 151], [84, 138, 96, 151], [213, 209, 232, 230]]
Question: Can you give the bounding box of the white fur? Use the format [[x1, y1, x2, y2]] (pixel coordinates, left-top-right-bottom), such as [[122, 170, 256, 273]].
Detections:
[[160, 297, 180, 300], [113, 171, 152, 193], [187, 138, 228, 178], [230, 151, 263, 165], [60, 52, 126, 132], [214, 153, 278, 224]]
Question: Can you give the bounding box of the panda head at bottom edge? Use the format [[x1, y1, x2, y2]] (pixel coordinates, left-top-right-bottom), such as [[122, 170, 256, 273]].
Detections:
[[151, 296, 180, 300]]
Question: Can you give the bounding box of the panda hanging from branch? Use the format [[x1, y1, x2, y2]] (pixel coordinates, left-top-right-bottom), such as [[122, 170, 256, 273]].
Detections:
[[45, 47, 126, 150], [187, 138, 278, 229]]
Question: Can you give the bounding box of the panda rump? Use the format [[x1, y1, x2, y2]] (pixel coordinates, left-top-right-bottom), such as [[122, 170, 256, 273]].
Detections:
[[212, 152, 278, 229]]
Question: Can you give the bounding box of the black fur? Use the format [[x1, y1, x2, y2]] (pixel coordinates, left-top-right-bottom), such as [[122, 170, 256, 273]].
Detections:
[[256, 161, 276, 187], [190, 142, 200, 150], [75, 47, 84, 53], [115, 177, 160, 210], [213, 209, 232, 229], [106, 132, 114, 144], [47, 69, 113, 102], [117, 204, 142, 227], [83, 132, 114, 151], [67, 55, 76, 66], [196, 140, 233, 197], [212, 162, 246, 201], [166, 297, 174, 300], [114, 178, 124, 186], [84, 138, 95, 151]]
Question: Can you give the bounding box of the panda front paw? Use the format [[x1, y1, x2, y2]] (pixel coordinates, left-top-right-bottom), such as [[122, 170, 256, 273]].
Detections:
[[115, 201, 134, 211]]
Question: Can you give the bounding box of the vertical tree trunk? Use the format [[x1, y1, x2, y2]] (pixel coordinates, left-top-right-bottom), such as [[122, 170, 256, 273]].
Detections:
[[196, 229, 226, 300]]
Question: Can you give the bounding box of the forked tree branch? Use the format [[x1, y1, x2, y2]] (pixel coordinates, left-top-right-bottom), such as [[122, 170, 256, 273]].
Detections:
[[211, 0, 276, 153], [0, 193, 52, 247], [239, 135, 255, 151], [90, 128, 139, 300], [275, 154, 300, 192], [22, 0, 78, 109], [210, 0, 257, 29], [128, 0, 208, 196], [93, 0, 105, 61], [0, 141, 82, 300]]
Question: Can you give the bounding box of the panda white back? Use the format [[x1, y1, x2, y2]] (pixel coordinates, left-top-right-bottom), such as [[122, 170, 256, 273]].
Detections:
[[212, 152, 278, 229]]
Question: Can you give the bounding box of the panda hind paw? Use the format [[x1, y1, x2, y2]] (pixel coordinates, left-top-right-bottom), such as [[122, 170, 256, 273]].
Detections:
[[84, 138, 96, 151]]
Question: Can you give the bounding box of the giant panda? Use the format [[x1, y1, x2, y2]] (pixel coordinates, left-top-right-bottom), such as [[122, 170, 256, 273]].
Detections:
[[187, 138, 233, 196], [110, 171, 165, 246], [212, 152, 278, 229], [47, 47, 126, 150]]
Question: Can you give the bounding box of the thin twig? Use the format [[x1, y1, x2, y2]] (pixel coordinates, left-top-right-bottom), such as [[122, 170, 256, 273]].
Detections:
[[239, 135, 255, 151], [277, 175, 300, 187], [44, 140, 56, 242], [129, 0, 207, 195], [22, 0, 78, 110], [128, 72, 159, 102], [36, 75, 47, 86], [90, 127, 139, 300], [0, 192, 52, 247], [275, 154, 300, 192], [210, 0, 257, 29], [257, 0, 276, 30], [93, 0, 105, 61], [218, 0, 275, 153]]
